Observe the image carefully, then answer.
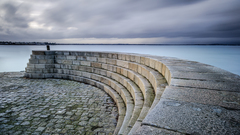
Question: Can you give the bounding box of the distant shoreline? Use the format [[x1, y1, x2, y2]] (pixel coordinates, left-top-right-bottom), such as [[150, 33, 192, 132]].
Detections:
[[1, 44, 240, 46]]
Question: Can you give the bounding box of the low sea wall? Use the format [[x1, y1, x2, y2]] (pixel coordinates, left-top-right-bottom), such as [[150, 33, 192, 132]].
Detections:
[[25, 50, 240, 135]]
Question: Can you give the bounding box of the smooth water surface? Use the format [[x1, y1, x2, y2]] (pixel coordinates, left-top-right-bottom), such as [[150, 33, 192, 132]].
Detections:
[[0, 45, 240, 76]]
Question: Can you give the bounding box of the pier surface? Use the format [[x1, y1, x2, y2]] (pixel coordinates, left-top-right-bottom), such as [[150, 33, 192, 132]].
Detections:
[[5, 51, 240, 134]]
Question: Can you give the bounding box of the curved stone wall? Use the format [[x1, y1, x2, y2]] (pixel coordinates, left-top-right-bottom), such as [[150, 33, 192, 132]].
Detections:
[[25, 51, 240, 135]]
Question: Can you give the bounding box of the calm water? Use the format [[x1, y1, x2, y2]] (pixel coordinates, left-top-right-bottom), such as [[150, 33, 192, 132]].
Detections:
[[0, 45, 240, 76]]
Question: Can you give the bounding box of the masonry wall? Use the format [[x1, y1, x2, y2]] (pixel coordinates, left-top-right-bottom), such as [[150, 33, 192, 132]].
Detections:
[[25, 50, 240, 135]]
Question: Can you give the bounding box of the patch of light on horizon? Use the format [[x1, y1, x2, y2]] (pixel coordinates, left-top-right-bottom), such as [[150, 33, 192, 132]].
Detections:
[[67, 27, 78, 30], [28, 21, 52, 30]]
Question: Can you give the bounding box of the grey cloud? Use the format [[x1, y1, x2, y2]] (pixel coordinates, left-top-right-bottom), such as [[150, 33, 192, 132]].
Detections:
[[1, 2, 31, 28], [0, 0, 240, 43]]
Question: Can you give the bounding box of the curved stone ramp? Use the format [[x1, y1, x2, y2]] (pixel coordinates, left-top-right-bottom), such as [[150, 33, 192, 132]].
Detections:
[[26, 51, 164, 134], [25, 51, 240, 135]]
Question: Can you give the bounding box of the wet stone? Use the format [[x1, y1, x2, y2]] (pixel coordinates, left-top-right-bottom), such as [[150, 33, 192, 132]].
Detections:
[[0, 72, 118, 134]]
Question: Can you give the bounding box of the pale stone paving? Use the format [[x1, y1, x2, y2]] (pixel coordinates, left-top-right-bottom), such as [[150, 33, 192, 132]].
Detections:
[[0, 72, 118, 135]]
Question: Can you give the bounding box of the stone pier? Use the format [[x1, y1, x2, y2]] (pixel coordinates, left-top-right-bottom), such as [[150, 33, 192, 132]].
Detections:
[[23, 50, 240, 134]]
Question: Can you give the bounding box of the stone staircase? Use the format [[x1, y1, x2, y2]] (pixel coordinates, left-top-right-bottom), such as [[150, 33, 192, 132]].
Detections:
[[25, 51, 240, 135]]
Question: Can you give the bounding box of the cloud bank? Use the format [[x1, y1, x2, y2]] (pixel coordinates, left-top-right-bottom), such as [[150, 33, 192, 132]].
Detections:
[[0, 0, 240, 44]]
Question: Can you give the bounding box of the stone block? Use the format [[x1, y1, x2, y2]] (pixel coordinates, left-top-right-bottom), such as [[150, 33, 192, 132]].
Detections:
[[155, 61, 163, 74], [144, 57, 150, 66], [77, 56, 86, 61], [107, 53, 113, 58], [116, 67, 121, 74], [73, 60, 80, 65], [71, 65, 79, 70], [135, 125, 183, 135], [91, 62, 102, 68], [121, 68, 128, 77], [112, 54, 118, 59], [55, 51, 63, 55], [27, 63, 35, 68], [119, 54, 126, 60], [55, 55, 66, 60], [55, 64, 61, 69], [162, 86, 240, 109], [87, 57, 97, 62], [117, 60, 128, 68], [135, 55, 141, 63], [117, 54, 124, 60], [111, 73, 119, 82], [61, 64, 69, 69], [31, 73, 45, 78], [149, 58, 157, 69], [76, 71, 82, 76], [82, 72, 91, 78], [42, 69, 54, 73], [165, 67, 171, 84], [69, 52, 78, 56], [127, 70, 135, 81], [100, 70, 107, 76], [56, 69, 63, 74], [129, 63, 138, 72], [35, 55, 45, 59], [45, 55, 54, 59], [106, 59, 116, 65], [32, 51, 45, 55], [92, 52, 100, 57], [35, 64, 45, 69], [45, 64, 55, 68], [63, 51, 69, 55], [26, 68, 38, 73], [30, 55, 35, 59], [44, 73, 54, 78], [102, 64, 108, 69], [141, 67, 150, 80], [81, 61, 90, 66], [75, 76, 83, 82], [24, 73, 31, 78], [84, 52, 92, 56], [62, 60, 72, 65], [107, 65, 113, 71], [66, 55, 76, 60], [97, 58, 107, 63], [69, 70, 75, 75], [53, 69, 58, 73], [94, 68, 101, 75], [143, 98, 240, 135], [62, 74, 69, 79], [38, 59, 48, 64], [29, 59, 38, 64], [54, 73, 63, 79], [125, 55, 130, 61], [140, 57, 145, 65], [55, 59, 63, 64], [45, 51, 55, 55], [112, 65, 117, 72], [63, 69, 70, 74], [170, 78, 240, 92], [137, 65, 142, 75]]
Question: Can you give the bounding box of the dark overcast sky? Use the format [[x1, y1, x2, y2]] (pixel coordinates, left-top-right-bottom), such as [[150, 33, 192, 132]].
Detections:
[[0, 0, 240, 44]]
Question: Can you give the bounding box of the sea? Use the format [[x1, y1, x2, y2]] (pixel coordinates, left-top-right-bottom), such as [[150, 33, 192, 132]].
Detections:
[[0, 45, 240, 76]]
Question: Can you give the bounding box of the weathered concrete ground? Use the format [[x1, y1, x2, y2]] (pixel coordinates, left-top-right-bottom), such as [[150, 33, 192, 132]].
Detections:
[[0, 72, 118, 135]]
